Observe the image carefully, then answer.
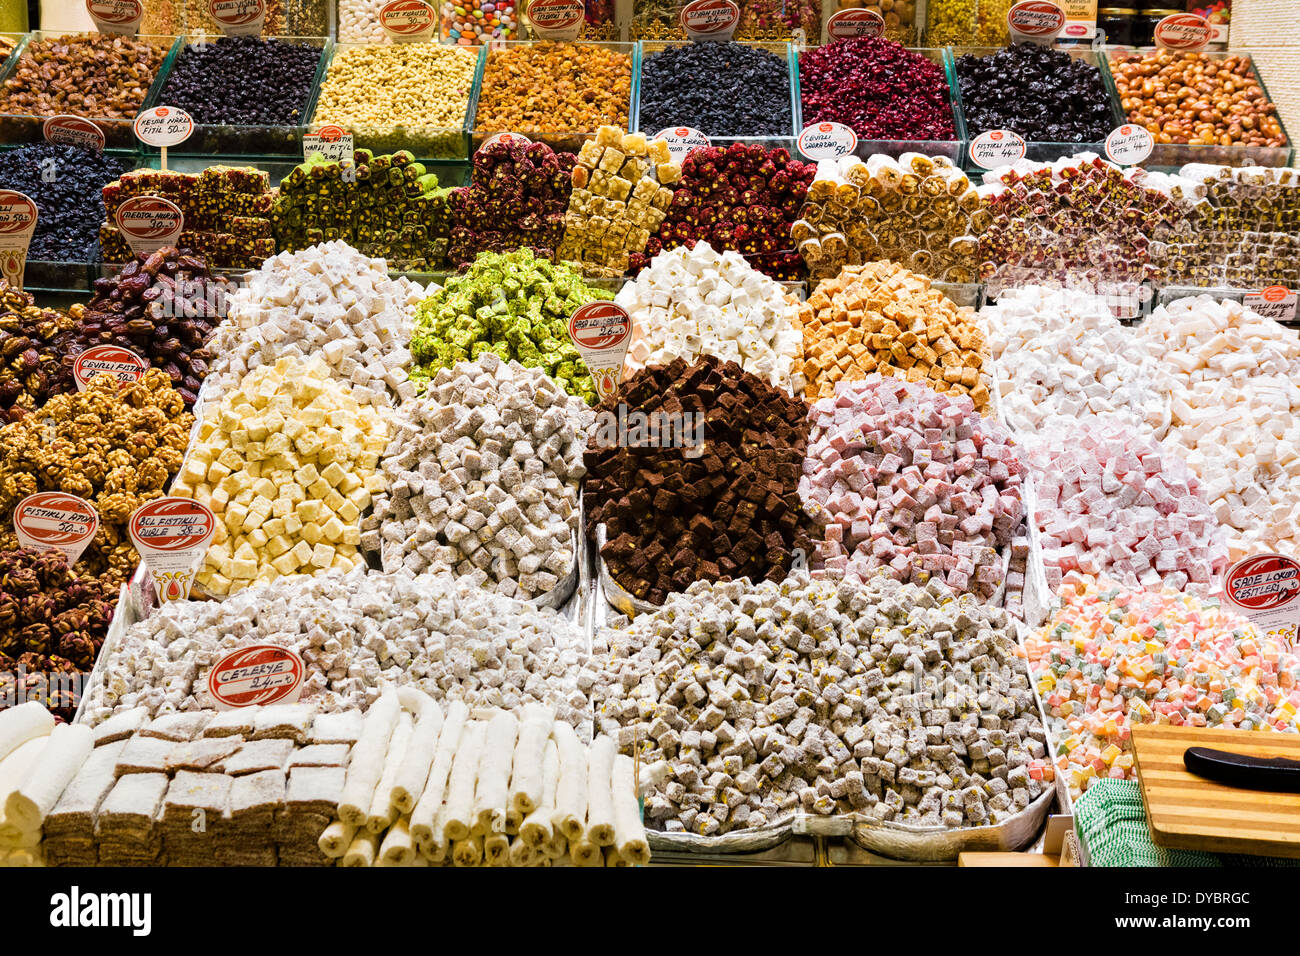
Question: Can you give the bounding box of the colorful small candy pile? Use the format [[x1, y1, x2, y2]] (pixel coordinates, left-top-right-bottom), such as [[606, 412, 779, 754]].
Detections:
[[1024, 579, 1300, 800], [441, 0, 517, 44]]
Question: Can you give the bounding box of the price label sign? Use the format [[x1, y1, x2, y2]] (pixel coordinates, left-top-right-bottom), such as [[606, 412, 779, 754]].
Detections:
[[826, 8, 885, 38], [1154, 12, 1210, 51], [480, 132, 533, 150], [86, 0, 143, 35], [0, 190, 37, 292], [797, 122, 857, 161], [134, 106, 195, 148], [13, 492, 99, 567], [72, 344, 150, 390], [115, 196, 184, 257], [1104, 124, 1154, 165], [43, 115, 107, 152], [1244, 286, 1298, 324], [1007, 0, 1066, 44], [680, 0, 740, 42], [128, 497, 217, 603], [303, 124, 355, 164], [209, 0, 267, 35], [380, 0, 437, 41], [968, 129, 1027, 169], [1224, 553, 1300, 645], [526, 0, 585, 41], [653, 127, 709, 163], [568, 301, 632, 401], [208, 645, 306, 709]]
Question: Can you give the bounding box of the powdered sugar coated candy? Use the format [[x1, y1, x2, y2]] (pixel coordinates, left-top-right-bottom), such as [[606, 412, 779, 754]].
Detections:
[[800, 375, 1024, 600]]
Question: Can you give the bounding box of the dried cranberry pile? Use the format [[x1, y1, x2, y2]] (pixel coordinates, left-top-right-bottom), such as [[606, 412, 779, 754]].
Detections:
[[632, 143, 815, 281], [66, 247, 232, 408], [799, 37, 956, 142]]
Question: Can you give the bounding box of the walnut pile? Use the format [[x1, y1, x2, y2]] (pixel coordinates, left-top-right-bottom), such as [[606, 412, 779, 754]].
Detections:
[[0, 280, 78, 423], [0, 369, 193, 586]]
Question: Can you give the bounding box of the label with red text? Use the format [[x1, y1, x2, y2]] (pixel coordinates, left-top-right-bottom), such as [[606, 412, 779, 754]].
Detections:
[[0, 190, 36, 292], [680, 0, 740, 42], [653, 127, 710, 163], [1104, 124, 1154, 165], [209, 0, 267, 35], [1154, 12, 1210, 51], [526, 0, 585, 40], [1224, 553, 1300, 643], [1007, 0, 1066, 43], [303, 124, 355, 163], [568, 301, 632, 400], [969, 130, 1027, 169], [826, 8, 885, 38], [208, 645, 306, 708], [43, 115, 107, 152], [797, 122, 857, 161], [72, 345, 150, 390], [86, 0, 143, 35], [1244, 286, 1297, 324], [134, 106, 195, 148], [13, 492, 99, 567], [129, 497, 216, 603], [380, 0, 437, 41], [115, 196, 184, 256]]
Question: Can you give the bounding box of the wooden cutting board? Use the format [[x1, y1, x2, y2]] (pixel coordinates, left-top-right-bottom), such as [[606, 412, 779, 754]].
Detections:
[[1131, 724, 1300, 858]]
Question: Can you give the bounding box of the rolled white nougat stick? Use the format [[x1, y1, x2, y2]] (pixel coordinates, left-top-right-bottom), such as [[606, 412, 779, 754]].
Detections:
[[570, 839, 602, 867], [392, 692, 443, 813], [341, 829, 379, 867], [410, 700, 468, 848], [604, 845, 630, 867], [551, 721, 587, 842], [338, 687, 399, 826], [519, 739, 559, 848], [451, 834, 482, 867], [318, 820, 356, 858], [0, 702, 53, 765], [4, 723, 92, 834], [505, 807, 522, 834], [442, 721, 485, 842], [545, 831, 567, 861], [0, 738, 51, 807], [585, 736, 617, 847], [473, 710, 517, 833], [366, 711, 413, 833], [483, 831, 510, 865], [611, 753, 651, 865], [507, 836, 533, 866], [378, 814, 415, 866], [508, 703, 553, 815]]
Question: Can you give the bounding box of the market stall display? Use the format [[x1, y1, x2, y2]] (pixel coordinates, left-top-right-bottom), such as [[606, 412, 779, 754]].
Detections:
[[0, 281, 76, 423], [637, 41, 795, 139]]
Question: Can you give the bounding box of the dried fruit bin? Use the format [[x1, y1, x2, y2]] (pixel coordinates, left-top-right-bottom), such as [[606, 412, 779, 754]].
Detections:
[[1107, 49, 1294, 170], [949, 46, 1127, 172], [0, 32, 183, 151], [633, 40, 800, 146], [140, 36, 334, 161], [178, 0, 334, 37], [472, 40, 638, 155]]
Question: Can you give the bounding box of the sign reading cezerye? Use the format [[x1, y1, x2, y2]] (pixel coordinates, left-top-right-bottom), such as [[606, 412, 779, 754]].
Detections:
[[0, 190, 37, 292], [13, 492, 99, 567], [208, 0, 267, 35], [568, 301, 632, 401], [128, 497, 216, 603], [525, 0, 585, 40], [115, 196, 184, 257], [680, 0, 740, 42], [86, 0, 143, 35], [208, 645, 306, 709]]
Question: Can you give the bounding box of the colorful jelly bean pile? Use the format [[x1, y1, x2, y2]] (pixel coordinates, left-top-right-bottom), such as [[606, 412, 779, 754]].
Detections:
[[441, 0, 518, 43]]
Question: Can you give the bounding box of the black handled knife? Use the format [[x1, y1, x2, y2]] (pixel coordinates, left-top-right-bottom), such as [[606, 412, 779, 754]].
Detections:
[[1184, 746, 1300, 792]]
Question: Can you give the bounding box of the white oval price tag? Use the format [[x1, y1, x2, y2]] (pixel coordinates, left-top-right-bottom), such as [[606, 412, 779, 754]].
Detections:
[[380, 0, 437, 41], [43, 115, 107, 152], [86, 0, 143, 35], [134, 106, 195, 148], [568, 301, 632, 401], [797, 122, 858, 161], [129, 497, 217, 603], [0, 190, 37, 292], [526, 0, 585, 41], [72, 345, 150, 390], [1223, 552, 1300, 644], [680, 0, 740, 42], [209, 0, 266, 35], [1104, 124, 1154, 165], [968, 129, 1027, 169], [826, 8, 885, 39], [1007, 0, 1065, 44], [208, 645, 306, 709], [1244, 286, 1297, 324], [114, 196, 184, 257], [1154, 12, 1210, 51], [653, 126, 710, 163], [14, 492, 100, 567], [303, 124, 355, 163]]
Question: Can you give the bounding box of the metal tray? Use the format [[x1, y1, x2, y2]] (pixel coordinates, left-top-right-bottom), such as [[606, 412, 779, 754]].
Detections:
[[847, 787, 1054, 861]]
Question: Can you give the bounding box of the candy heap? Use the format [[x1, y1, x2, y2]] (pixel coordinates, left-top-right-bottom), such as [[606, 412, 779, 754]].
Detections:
[[615, 243, 805, 395], [801, 376, 1024, 600], [1025, 579, 1300, 800]]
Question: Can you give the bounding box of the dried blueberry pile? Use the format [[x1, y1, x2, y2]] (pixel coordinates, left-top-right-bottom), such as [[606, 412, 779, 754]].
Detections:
[[955, 43, 1114, 143], [0, 144, 129, 262], [638, 42, 793, 138], [159, 35, 322, 126]]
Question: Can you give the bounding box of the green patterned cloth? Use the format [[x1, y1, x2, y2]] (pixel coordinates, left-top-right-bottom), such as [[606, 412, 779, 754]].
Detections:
[[1074, 779, 1298, 868]]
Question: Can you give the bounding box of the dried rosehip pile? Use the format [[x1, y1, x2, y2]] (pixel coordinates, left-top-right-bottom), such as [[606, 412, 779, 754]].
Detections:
[[0, 547, 116, 719], [0, 280, 77, 423], [65, 246, 233, 408], [448, 139, 576, 267], [632, 143, 815, 280]]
